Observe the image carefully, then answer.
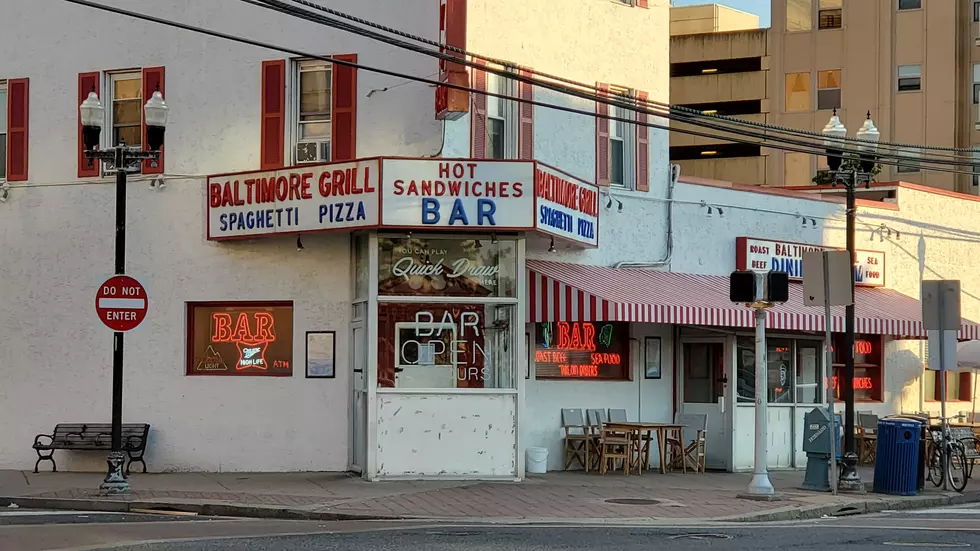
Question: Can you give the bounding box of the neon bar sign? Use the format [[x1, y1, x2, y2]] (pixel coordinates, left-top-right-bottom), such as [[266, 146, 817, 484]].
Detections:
[[211, 312, 283, 370], [535, 322, 626, 378]]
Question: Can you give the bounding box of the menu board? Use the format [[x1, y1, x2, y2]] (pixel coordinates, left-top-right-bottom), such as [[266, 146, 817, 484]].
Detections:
[[187, 302, 294, 376], [534, 321, 630, 380]]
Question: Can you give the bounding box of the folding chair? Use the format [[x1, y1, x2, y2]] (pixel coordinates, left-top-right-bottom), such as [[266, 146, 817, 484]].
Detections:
[[561, 408, 589, 471]]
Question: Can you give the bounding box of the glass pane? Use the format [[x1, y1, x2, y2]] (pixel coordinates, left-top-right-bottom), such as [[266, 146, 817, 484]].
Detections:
[[0, 90, 6, 132], [536, 322, 630, 380], [819, 0, 842, 8], [300, 70, 331, 115], [786, 0, 813, 31], [610, 139, 624, 186], [898, 0, 921, 9], [186, 302, 295, 376], [796, 342, 821, 404], [378, 236, 518, 298], [898, 65, 921, 78], [736, 336, 755, 402], [488, 117, 505, 159], [0, 133, 5, 179], [817, 89, 841, 110], [785, 72, 811, 111], [114, 125, 141, 147], [818, 70, 841, 89], [684, 343, 723, 403], [973, 64, 980, 83], [113, 99, 142, 125], [300, 121, 331, 139], [768, 339, 794, 403], [378, 303, 516, 389], [354, 233, 369, 301], [487, 73, 502, 118], [818, 9, 842, 29], [113, 78, 141, 100]]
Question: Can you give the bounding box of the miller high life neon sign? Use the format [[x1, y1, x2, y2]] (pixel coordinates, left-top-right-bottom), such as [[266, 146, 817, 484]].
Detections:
[[211, 312, 282, 370]]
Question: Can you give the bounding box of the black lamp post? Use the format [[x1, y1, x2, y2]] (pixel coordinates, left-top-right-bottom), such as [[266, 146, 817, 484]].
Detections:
[[821, 109, 880, 493], [80, 88, 169, 495]]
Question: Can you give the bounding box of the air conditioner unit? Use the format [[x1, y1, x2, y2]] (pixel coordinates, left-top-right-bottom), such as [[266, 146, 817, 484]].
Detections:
[[296, 141, 331, 164]]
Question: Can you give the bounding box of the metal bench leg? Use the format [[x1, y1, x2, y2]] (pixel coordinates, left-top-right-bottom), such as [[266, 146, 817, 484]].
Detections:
[[126, 453, 147, 475], [34, 451, 56, 473]]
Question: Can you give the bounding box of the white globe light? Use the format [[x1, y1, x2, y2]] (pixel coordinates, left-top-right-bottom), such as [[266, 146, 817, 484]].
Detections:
[[79, 91, 105, 128]]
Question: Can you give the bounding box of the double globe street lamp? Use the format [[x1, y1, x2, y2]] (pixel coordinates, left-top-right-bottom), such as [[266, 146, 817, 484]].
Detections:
[[821, 109, 880, 493], [79, 87, 169, 494]]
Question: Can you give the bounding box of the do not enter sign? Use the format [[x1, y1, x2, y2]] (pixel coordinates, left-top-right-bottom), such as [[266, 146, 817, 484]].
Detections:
[[96, 275, 148, 331]]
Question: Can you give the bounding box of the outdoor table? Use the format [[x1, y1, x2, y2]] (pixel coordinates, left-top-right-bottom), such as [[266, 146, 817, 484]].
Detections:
[[603, 422, 685, 474]]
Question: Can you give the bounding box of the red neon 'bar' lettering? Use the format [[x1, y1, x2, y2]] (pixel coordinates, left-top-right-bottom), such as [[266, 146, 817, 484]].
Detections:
[[254, 312, 276, 341], [231, 312, 252, 342], [212, 313, 233, 341], [556, 322, 597, 351]]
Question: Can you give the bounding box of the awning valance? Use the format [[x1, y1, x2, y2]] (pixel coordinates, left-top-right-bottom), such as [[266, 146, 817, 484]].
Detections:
[[527, 259, 980, 340]]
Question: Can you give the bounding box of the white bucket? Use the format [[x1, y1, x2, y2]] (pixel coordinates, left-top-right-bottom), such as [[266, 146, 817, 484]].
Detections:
[[526, 447, 549, 474]]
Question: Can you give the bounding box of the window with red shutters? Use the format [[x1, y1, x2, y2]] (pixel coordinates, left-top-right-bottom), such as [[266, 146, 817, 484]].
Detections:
[[636, 0, 648, 7], [470, 60, 488, 159], [77, 72, 101, 178], [595, 82, 610, 187], [635, 90, 649, 192], [261, 59, 286, 170], [518, 68, 534, 160], [6, 78, 29, 182], [331, 54, 358, 162], [141, 66, 165, 174]]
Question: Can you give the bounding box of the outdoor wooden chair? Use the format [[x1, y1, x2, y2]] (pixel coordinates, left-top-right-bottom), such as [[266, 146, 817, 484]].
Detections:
[[599, 426, 634, 475], [561, 408, 590, 471], [586, 409, 608, 471], [666, 413, 708, 473], [857, 413, 878, 465]]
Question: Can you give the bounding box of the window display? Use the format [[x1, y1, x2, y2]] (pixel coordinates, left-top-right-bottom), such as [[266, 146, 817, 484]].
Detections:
[[378, 236, 517, 298], [186, 302, 293, 376], [736, 337, 821, 404], [534, 321, 630, 380], [831, 334, 883, 402]]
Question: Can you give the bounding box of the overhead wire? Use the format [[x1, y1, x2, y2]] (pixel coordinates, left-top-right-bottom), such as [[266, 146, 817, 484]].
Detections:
[[274, 0, 980, 160], [57, 0, 980, 178]]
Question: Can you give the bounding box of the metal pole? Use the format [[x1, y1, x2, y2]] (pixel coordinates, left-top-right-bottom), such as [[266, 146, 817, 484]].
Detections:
[[939, 282, 948, 491], [823, 251, 838, 495], [748, 305, 774, 496], [838, 169, 864, 492], [100, 148, 130, 495]]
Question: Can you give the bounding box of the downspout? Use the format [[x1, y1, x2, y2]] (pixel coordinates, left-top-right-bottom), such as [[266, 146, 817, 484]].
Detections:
[[613, 163, 678, 269]]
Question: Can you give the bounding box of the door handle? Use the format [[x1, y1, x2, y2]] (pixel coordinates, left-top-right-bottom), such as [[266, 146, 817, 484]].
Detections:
[[394, 367, 404, 373]]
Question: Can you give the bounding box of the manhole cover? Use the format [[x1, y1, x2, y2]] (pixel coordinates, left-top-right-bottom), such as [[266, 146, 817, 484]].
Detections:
[[605, 498, 663, 505], [669, 534, 734, 541]]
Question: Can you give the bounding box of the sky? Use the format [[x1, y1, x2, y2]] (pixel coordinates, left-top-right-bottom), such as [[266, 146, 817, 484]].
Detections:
[[671, 0, 771, 28]]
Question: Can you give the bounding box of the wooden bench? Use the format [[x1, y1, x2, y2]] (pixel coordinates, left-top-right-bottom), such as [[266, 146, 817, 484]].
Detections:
[[33, 423, 150, 474]]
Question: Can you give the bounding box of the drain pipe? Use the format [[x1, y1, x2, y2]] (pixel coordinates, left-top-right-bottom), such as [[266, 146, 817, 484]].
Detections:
[[613, 164, 679, 269]]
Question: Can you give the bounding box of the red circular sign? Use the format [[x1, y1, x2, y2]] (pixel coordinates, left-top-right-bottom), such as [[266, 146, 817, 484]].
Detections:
[[95, 275, 148, 331]]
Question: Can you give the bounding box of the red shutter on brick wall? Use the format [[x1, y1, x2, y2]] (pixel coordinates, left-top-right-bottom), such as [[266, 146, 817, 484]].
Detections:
[[518, 68, 534, 160], [260, 59, 286, 170], [332, 54, 358, 162], [471, 59, 487, 159], [595, 82, 610, 187], [141, 66, 165, 174], [635, 90, 650, 192], [6, 78, 29, 182], [636, 0, 649, 8], [78, 72, 101, 178]]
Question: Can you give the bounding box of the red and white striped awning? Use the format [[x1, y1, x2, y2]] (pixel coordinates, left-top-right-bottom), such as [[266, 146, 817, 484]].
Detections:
[[527, 259, 980, 340]]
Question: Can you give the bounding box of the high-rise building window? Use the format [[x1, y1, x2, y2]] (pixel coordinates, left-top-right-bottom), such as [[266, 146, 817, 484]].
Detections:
[[973, 64, 980, 104], [897, 65, 921, 92], [898, 0, 921, 10], [817, 70, 842, 110], [818, 0, 842, 29], [787, 0, 813, 31], [785, 72, 811, 111], [974, 0, 980, 22]]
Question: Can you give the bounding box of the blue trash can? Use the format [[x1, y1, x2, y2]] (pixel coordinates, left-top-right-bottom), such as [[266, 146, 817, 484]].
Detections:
[[873, 419, 922, 496]]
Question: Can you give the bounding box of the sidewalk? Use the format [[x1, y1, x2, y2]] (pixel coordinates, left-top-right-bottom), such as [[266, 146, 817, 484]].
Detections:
[[2, 468, 977, 524]]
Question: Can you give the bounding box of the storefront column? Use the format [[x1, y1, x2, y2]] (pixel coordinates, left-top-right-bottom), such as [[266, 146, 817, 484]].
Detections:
[[365, 231, 381, 480]]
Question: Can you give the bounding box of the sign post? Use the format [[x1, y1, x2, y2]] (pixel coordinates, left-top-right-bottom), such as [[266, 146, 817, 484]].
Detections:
[[922, 280, 962, 491], [803, 250, 852, 494]]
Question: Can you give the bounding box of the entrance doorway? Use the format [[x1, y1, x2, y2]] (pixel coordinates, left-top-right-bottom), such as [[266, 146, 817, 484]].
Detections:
[[681, 340, 729, 470]]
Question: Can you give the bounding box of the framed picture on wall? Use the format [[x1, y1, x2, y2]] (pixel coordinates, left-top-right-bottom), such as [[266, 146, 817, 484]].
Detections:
[[644, 337, 662, 379], [306, 331, 336, 378]]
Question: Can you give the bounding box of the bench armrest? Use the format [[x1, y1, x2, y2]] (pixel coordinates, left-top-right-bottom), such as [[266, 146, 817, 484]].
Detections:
[[125, 434, 145, 451], [33, 434, 53, 447]]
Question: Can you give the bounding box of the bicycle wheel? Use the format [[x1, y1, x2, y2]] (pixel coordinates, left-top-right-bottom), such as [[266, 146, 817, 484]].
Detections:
[[947, 442, 969, 493], [928, 444, 944, 487]]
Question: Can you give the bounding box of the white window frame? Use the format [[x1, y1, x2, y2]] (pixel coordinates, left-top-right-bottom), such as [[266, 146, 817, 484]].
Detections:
[[0, 79, 7, 182], [104, 72, 142, 151], [896, 147, 922, 174], [608, 88, 636, 190], [897, 64, 921, 92], [484, 67, 519, 160], [290, 59, 334, 165]]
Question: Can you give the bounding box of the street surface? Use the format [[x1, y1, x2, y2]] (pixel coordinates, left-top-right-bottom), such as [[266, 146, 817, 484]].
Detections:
[[1, 504, 978, 550]]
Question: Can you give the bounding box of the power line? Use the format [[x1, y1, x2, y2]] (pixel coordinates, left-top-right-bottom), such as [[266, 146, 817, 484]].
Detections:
[[273, 0, 980, 160], [56, 0, 980, 177]]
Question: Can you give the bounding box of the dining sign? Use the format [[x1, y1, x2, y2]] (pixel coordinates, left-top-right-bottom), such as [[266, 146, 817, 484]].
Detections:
[[735, 237, 885, 287]]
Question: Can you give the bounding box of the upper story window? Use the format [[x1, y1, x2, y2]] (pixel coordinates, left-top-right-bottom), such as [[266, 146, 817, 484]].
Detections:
[[897, 64, 921, 92], [973, 64, 980, 104], [787, 0, 813, 31], [817, 70, 842, 110], [974, 0, 980, 21], [485, 69, 518, 160], [0, 80, 6, 180], [295, 60, 332, 164], [608, 90, 636, 188], [109, 73, 142, 150], [818, 0, 842, 29], [785, 72, 811, 111], [898, 0, 921, 9]]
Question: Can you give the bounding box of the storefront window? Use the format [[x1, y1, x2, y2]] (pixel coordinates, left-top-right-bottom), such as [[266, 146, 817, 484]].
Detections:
[[186, 301, 294, 376], [796, 341, 822, 404], [925, 370, 973, 402], [737, 337, 819, 404], [831, 334, 884, 402], [534, 322, 631, 380], [354, 233, 369, 301], [378, 236, 517, 298], [683, 342, 724, 402], [378, 303, 516, 389]]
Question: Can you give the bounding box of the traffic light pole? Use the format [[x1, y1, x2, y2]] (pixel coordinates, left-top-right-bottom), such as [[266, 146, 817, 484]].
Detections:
[[747, 305, 775, 497]]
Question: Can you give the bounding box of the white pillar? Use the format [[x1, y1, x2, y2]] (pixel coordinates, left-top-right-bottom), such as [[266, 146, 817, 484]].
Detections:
[[747, 307, 775, 496]]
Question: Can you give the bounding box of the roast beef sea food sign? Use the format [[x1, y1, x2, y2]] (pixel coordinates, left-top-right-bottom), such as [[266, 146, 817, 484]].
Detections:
[[735, 237, 885, 287]]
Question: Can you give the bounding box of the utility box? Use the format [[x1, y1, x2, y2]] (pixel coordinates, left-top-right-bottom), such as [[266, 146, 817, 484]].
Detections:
[[802, 407, 837, 491]]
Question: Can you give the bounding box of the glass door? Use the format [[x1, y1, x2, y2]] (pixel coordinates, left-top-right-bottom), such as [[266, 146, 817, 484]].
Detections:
[[682, 340, 728, 470]]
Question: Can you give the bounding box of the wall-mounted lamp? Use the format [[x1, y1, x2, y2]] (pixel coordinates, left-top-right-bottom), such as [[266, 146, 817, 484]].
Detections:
[[296, 235, 305, 251], [149, 178, 166, 191], [548, 237, 557, 253], [490, 232, 498, 244], [0, 182, 9, 203]]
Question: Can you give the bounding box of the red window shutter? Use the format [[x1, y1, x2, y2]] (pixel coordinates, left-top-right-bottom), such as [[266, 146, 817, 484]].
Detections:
[[635, 90, 650, 192], [141, 66, 165, 174], [518, 68, 534, 160], [595, 82, 610, 187], [260, 60, 286, 170], [332, 54, 358, 162], [636, 0, 648, 7], [6, 78, 29, 182], [78, 72, 101, 178], [471, 60, 487, 159]]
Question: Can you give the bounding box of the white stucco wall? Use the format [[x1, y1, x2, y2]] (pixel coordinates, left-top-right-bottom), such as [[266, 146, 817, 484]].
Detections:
[[0, 0, 441, 471]]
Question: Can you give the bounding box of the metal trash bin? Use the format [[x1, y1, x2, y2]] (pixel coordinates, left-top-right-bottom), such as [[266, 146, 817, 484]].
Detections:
[[873, 419, 922, 496]]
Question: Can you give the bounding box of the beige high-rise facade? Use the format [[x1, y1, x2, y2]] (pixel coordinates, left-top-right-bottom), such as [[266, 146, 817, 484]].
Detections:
[[671, 1, 979, 192]]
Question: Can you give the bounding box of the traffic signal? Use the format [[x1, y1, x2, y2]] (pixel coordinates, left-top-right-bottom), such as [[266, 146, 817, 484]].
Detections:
[[766, 271, 789, 303], [730, 271, 757, 303]]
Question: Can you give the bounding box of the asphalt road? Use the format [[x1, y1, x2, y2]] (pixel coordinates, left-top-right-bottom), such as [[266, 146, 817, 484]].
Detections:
[[2, 504, 979, 551]]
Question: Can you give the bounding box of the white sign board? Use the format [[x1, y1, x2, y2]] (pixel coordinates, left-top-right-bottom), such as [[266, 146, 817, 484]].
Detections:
[[802, 250, 853, 307], [381, 159, 534, 229], [533, 164, 599, 247], [207, 159, 381, 240], [927, 330, 960, 372], [921, 280, 962, 331], [736, 237, 885, 287]]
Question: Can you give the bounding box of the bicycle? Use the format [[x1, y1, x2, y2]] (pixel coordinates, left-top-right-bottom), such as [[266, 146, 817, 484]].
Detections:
[[926, 413, 971, 492]]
